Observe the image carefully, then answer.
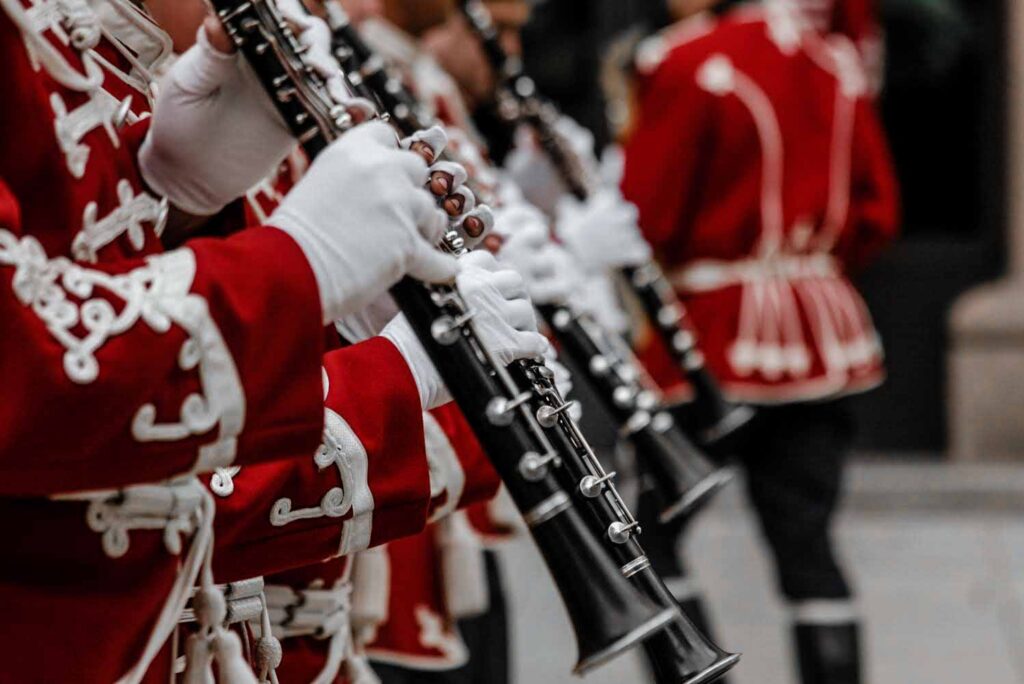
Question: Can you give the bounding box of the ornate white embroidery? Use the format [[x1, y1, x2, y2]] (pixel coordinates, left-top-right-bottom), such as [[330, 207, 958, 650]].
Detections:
[[70, 478, 205, 558], [270, 409, 365, 528], [73, 179, 167, 262], [50, 88, 130, 179], [0, 229, 246, 471]]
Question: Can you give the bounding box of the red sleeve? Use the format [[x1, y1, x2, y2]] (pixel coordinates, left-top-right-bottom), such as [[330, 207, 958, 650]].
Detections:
[[834, 97, 900, 271], [621, 55, 715, 264], [211, 337, 430, 581], [427, 403, 501, 516], [0, 179, 326, 495]]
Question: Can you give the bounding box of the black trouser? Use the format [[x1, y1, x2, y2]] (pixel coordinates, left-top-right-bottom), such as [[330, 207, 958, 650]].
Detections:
[[374, 550, 510, 684], [648, 399, 853, 602], [734, 400, 854, 601]]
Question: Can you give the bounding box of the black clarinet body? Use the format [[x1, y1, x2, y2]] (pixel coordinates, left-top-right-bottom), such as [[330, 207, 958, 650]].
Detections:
[[458, 0, 754, 454], [212, 0, 675, 672], [540, 304, 731, 522]]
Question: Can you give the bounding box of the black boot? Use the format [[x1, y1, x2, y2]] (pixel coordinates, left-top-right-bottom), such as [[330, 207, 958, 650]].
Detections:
[[793, 623, 861, 684]]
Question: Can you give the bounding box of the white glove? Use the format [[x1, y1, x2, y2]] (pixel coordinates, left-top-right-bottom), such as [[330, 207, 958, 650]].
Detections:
[[555, 187, 652, 273], [574, 272, 631, 336], [379, 250, 549, 409], [457, 251, 549, 367], [496, 205, 583, 306], [335, 291, 399, 343], [139, 25, 296, 216], [270, 121, 455, 323], [503, 116, 601, 215]]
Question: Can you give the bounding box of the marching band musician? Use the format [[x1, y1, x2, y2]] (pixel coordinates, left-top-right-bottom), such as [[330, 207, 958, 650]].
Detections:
[[621, 1, 899, 683], [0, 0, 552, 680]]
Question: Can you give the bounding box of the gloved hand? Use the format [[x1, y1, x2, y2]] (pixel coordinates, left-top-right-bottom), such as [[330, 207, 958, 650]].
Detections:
[[504, 116, 601, 215], [494, 203, 583, 306], [457, 250, 549, 368], [269, 121, 455, 323], [380, 250, 549, 409], [574, 272, 631, 336], [555, 186, 652, 273], [139, 24, 297, 216]]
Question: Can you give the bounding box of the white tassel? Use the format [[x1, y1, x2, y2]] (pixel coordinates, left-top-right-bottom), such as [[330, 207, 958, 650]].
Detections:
[[212, 630, 259, 684], [345, 654, 382, 684], [180, 633, 215, 684], [350, 547, 391, 638], [437, 513, 488, 620]]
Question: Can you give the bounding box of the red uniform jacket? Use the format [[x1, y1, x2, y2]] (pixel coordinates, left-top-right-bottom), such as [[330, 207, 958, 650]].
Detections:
[[0, 4, 435, 681], [623, 2, 899, 404], [269, 403, 501, 683]]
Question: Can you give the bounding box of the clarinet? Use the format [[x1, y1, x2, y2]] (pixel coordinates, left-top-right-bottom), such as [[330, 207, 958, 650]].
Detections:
[[324, 10, 740, 683], [458, 0, 755, 452], [324, 5, 728, 524], [210, 0, 675, 673]]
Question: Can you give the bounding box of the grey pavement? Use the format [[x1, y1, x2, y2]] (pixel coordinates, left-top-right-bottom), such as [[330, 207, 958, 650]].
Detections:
[[495, 460, 1024, 684]]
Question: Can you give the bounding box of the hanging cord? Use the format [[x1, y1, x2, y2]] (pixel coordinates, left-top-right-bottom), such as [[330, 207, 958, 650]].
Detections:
[[255, 594, 283, 684], [115, 483, 214, 684]]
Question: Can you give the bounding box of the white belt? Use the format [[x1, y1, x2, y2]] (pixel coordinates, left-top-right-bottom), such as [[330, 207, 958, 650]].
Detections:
[[266, 579, 379, 684], [55, 477, 205, 558], [669, 253, 841, 293]]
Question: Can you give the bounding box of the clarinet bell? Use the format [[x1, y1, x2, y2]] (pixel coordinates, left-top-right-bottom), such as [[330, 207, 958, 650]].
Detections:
[[632, 567, 741, 684], [672, 368, 756, 458], [524, 499, 677, 674], [632, 413, 734, 524]]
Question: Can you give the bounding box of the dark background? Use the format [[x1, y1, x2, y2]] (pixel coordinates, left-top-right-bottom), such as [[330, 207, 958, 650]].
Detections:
[[520, 0, 1008, 454]]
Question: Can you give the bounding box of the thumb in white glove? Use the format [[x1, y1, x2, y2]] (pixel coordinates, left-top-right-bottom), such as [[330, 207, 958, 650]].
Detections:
[[378, 250, 549, 410], [555, 186, 652, 273], [270, 121, 456, 323], [140, 24, 296, 216]]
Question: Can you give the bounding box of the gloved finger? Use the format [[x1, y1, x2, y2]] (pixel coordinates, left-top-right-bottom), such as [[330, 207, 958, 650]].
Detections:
[[529, 279, 572, 305], [458, 250, 500, 273], [501, 299, 539, 333], [443, 186, 475, 218], [408, 190, 450, 245], [351, 120, 401, 151], [427, 161, 468, 197], [171, 26, 241, 97], [201, 15, 236, 54], [511, 330, 551, 360], [489, 269, 528, 300], [340, 97, 377, 124], [455, 205, 494, 248], [401, 126, 448, 163], [407, 240, 458, 284]]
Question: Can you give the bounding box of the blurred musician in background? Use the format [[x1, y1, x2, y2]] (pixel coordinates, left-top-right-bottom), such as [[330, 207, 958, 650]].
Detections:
[[621, 0, 900, 683]]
